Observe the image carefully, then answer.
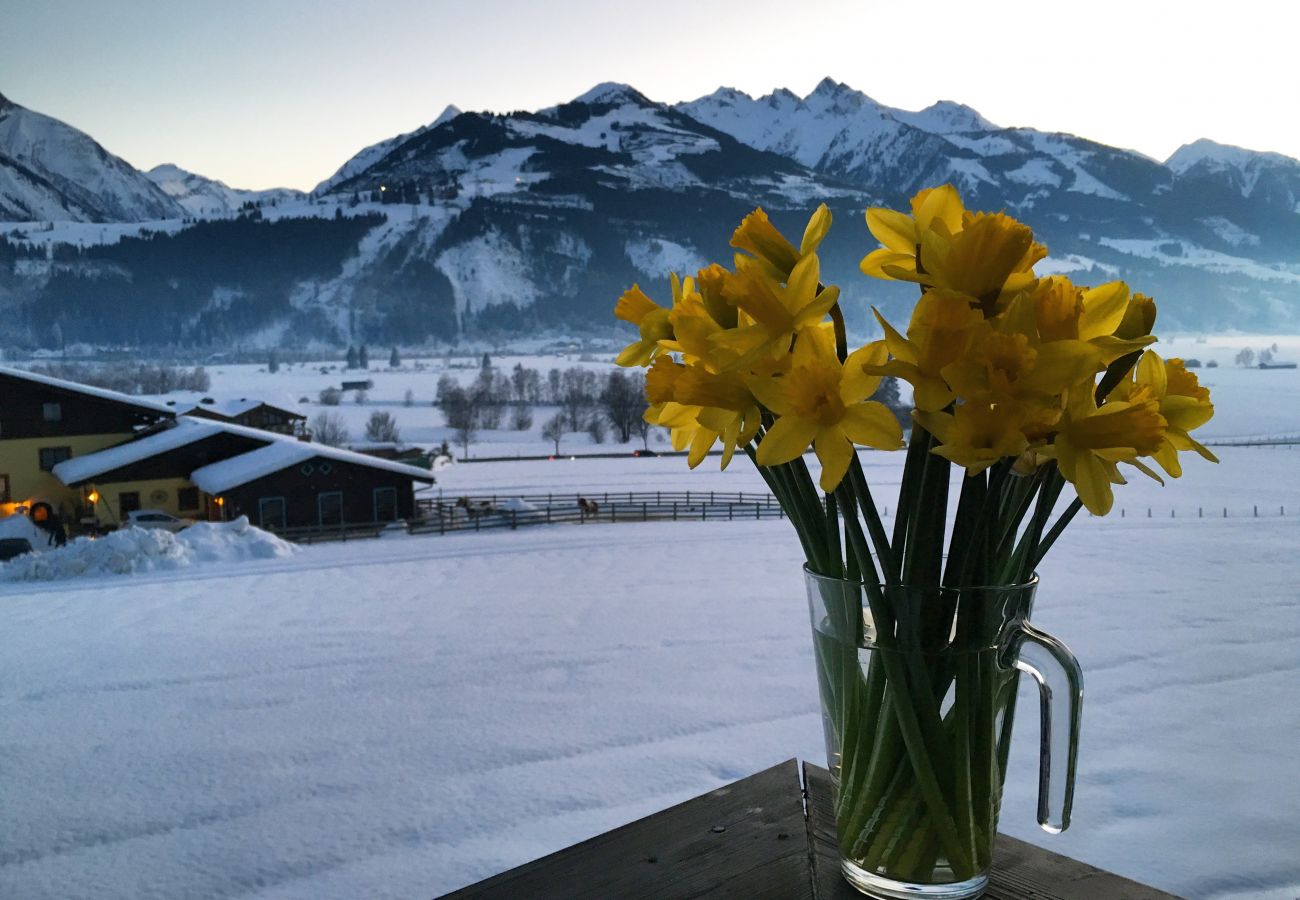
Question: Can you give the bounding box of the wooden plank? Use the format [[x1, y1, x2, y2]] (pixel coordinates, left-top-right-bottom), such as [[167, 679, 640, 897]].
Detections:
[[438, 759, 814, 900], [801, 762, 1182, 900]]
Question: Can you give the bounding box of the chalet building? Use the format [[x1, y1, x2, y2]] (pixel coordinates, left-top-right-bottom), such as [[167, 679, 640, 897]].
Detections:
[[165, 396, 308, 436], [0, 366, 174, 525], [2, 366, 433, 535], [53, 416, 434, 532], [52, 418, 277, 525], [191, 441, 433, 529]]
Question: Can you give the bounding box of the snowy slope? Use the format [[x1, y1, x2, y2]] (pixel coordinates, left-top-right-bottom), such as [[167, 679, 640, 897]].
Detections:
[[314, 105, 461, 194], [1166, 138, 1300, 213], [146, 164, 304, 216], [0, 91, 183, 222]]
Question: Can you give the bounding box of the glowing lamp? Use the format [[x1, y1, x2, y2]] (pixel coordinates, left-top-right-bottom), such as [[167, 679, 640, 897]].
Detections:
[[87, 490, 99, 504]]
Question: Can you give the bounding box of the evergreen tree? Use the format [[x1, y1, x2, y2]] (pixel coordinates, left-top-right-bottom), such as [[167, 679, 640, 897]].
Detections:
[[359, 344, 370, 369], [268, 350, 279, 373], [389, 346, 401, 368], [346, 345, 359, 369], [481, 352, 491, 370]]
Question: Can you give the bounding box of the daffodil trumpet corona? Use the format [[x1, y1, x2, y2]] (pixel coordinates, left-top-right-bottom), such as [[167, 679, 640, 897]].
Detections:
[[613, 187, 1216, 895]]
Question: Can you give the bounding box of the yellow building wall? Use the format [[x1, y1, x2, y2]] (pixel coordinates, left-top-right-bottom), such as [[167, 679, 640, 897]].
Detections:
[[0, 433, 134, 519], [84, 477, 202, 526]]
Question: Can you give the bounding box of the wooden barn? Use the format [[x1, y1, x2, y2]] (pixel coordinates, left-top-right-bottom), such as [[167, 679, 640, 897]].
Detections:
[[191, 440, 434, 530]]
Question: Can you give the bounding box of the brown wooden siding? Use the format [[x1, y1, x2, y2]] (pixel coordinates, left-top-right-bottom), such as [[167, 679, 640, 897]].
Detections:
[[0, 373, 172, 440], [219, 456, 423, 528]]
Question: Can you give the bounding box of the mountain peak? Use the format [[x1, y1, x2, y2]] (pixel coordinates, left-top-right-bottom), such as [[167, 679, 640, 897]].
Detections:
[[892, 100, 997, 134], [432, 104, 461, 127], [0, 91, 14, 113], [572, 82, 651, 107], [1166, 138, 1288, 172], [803, 77, 873, 112]]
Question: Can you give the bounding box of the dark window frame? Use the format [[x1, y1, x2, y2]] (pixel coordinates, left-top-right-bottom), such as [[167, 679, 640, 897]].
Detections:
[[38, 446, 72, 471], [42, 402, 62, 422], [0, 473, 9, 503], [119, 492, 141, 520], [258, 496, 287, 530], [318, 491, 344, 527], [177, 487, 200, 511], [373, 486, 398, 522]]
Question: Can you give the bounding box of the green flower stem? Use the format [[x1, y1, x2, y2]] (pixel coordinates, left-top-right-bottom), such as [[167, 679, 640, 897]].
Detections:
[[1034, 496, 1083, 571]]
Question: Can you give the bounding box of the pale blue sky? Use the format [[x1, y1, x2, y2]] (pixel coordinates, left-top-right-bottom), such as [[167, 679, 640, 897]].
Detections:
[[0, 0, 1289, 190]]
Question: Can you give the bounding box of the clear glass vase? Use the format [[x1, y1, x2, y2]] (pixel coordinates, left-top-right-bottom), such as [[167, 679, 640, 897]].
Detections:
[[805, 568, 1083, 899]]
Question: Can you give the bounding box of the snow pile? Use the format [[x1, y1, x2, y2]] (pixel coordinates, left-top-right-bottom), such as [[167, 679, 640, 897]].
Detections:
[[496, 496, 539, 513], [0, 513, 46, 545], [0, 516, 296, 582]]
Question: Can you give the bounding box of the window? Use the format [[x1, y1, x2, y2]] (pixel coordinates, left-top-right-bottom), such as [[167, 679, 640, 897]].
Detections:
[[177, 487, 199, 511], [42, 402, 62, 422], [0, 474, 9, 503], [373, 487, 398, 522], [258, 497, 287, 530], [118, 492, 141, 520], [38, 446, 72, 471], [318, 491, 343, 527]]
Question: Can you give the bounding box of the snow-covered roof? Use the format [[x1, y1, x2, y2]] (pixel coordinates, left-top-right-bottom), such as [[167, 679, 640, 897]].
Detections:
[[0, 366, 175, 414], [160, 391, 305, 419], [191, 440, 435, 495], [52, 418, 233, 485]]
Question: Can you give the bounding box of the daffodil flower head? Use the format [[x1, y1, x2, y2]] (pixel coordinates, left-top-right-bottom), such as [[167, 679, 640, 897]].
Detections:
[[731, 204, 831, 280], [913, 400, 1031, 475], [614, 284, 674, 367], [1117, 351, 1218, 478], [1041, 386, 1169, 515], [869, 290, 983, 411], [751, 328, 904, 491], [710, 252, 839, 371]]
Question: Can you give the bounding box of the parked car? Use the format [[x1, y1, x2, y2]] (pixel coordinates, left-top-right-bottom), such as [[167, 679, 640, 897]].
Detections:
[[0, 538, 33, 562], [632, 449, 659, 457], [126, 510, 194, 532]]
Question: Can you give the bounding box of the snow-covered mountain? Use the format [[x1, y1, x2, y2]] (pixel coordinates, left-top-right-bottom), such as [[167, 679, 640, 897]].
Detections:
[[2, 79, 1299, 348], [1166, 138, 1300, 214], [314, 105, 461, 194], [0, 91, 182, 222], [146, 164, 305, 217]]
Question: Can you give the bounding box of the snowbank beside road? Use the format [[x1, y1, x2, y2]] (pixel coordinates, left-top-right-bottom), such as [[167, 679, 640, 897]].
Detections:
[[0, 516, 296, 582]]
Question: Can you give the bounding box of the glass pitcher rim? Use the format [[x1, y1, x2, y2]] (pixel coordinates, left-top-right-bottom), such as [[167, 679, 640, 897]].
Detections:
[[803, 562, 1040, 593]]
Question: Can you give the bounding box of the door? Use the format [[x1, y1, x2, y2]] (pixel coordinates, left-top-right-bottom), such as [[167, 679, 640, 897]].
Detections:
[[318, 492, 343, 527], [119, 492, 141, 522], [258, 497, 287, 531], [373, 487, 398, 522]]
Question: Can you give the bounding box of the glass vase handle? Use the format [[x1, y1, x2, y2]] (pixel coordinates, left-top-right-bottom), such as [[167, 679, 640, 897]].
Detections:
[[1001, 620, 1084, 833]]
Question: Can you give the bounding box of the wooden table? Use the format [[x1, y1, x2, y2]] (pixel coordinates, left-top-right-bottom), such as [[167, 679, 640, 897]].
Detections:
[[438, 759, 1181, 899]]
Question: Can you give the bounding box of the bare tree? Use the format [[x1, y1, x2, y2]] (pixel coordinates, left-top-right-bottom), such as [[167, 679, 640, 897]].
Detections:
[[1235, 347, 1256, 367], [509, 403, 534, 431], [1259, 347, 1275, 365], [365, 411, 401, 443], [440, 384, 481, 458], [311, 412, 350, 447], [542, 413, 566, 456], [586, 413, 607, 444], [600, 370, 646, 443], [318, 386, 342, 406], [404, 388, 415, 407]]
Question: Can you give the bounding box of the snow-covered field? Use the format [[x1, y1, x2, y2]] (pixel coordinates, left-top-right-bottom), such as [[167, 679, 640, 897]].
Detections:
[[1, 343, 1299, 899], [170, 333, 1300, 457]]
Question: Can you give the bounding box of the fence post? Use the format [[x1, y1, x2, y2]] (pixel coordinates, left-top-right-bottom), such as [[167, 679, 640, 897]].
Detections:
[[1223, 507, 1227, 518], [728, 504, 733, 521], [1147, 508, 1152, 518], [642, 502, 647, 522], [672, 502, 677, 522], [604, 492, 609, 503], [475, 514, 480, 532], [1198, 507, 1202, 518], [1254, 505, 1258, 517], [511, 510, 518, 531], [755, 503, 760, 520], [1121, 508, 1125, 518]]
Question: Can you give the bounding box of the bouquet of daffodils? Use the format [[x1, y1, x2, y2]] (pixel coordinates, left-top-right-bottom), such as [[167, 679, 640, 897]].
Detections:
[[614, 186, 1218, 888]]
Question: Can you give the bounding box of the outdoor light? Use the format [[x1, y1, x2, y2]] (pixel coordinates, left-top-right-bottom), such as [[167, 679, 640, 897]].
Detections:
[[87, 490, 99, 504]]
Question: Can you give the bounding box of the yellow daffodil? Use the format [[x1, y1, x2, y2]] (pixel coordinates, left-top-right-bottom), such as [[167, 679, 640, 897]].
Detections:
[[1117, 351, 1218, 478], [868, 290, 984, 411], [732, 204, 831, 280], [615, 281, 675, 366], [1115, 291, 1157, 341], [917, 211, 1046, 313], [751, 329, 904, 491], [913, 400, 1030, 475], [940, 324, 1101, 419], [711, 252, 840, 370], [1026, 276, 1154, 363], [643, 357, 761, 469], [1041, 387, 1168, 515], [860, 185, 964, 281]]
